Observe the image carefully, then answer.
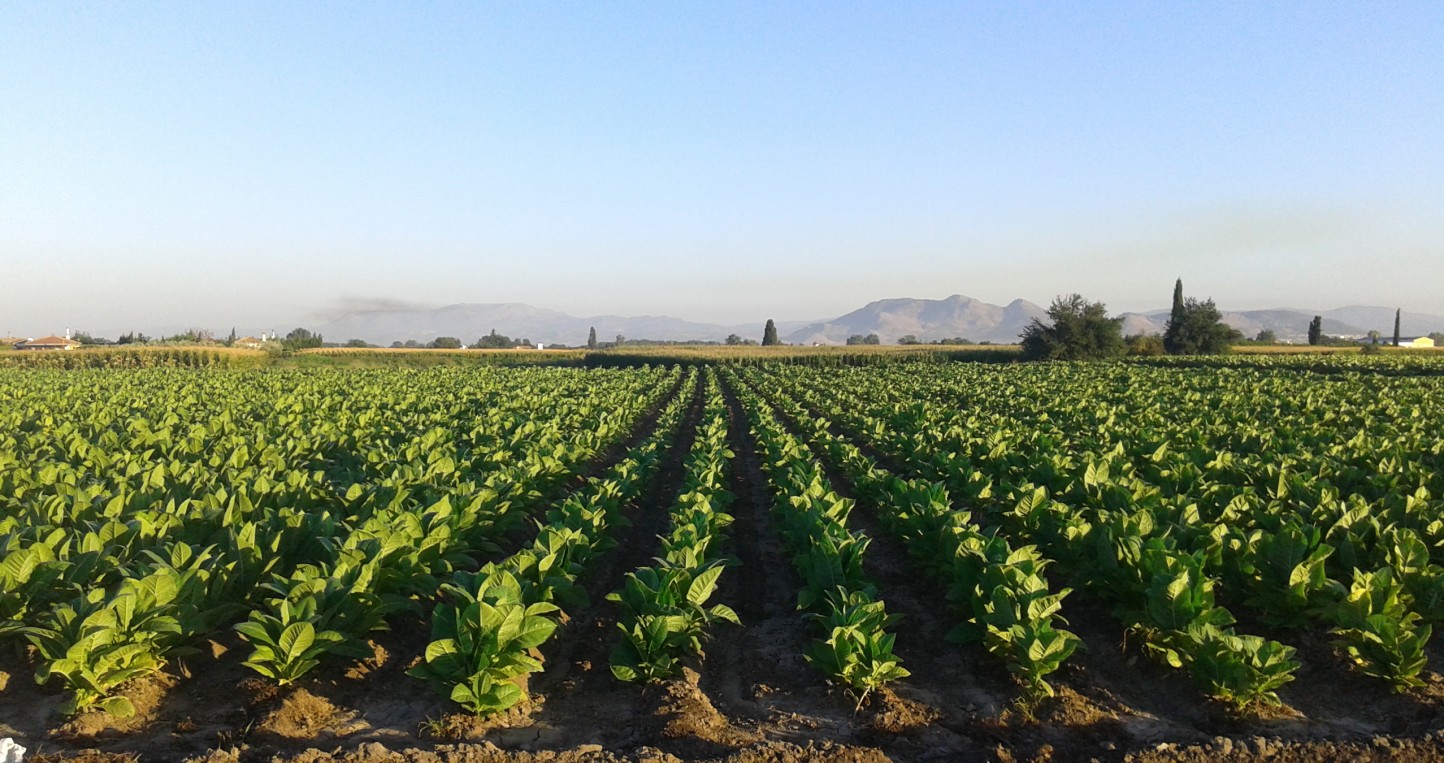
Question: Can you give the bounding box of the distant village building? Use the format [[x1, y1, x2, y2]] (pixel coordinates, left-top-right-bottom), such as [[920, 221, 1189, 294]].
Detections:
[[1400, 336, 1436, 349], [0, 336, 27, 350], [234, 336, 265, 349], [16, 335, 80, 351]]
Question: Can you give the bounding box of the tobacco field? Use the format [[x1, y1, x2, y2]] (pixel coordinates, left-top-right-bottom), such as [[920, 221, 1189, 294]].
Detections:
[[1, 358, 1442, 762]]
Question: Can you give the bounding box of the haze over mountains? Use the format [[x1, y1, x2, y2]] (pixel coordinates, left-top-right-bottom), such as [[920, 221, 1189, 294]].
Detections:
[[316, 297, 1444, 347], [317, 304, 811, 347]]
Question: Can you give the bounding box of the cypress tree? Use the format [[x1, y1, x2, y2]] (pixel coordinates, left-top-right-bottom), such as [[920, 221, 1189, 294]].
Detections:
[[1308, 315, 1323, 346], [762, 319, 779, 346], [1163, 278, 1186, 354], [1393, 308, 1401, 346], [587, 326, 597, 350]]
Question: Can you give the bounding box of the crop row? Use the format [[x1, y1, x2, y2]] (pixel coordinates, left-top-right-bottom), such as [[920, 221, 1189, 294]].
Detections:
[[409, 368, 699, 713], [722, 368, 908, 703], [732, 367, 1079, 703], [3, 360, 1440, 723], [0, 366, 680, 715], [609, 369, 739, 682], [762, 363, 1442, 701]]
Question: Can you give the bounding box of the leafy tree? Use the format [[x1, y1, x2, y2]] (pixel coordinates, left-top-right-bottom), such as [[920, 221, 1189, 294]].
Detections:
[[614, 334, 626, 347], [344, 339, 370, 348], [1019, 294, 1126, 361], [897, 334, 920, 345], [587, 327, 598, 350], [283, 328, 323, 350], [845, 334, 866, 346], [863, 334, 881, 345], [1307, 316, 1323, 346], [471, 330, 514, 349], [430, 336, 463, 349], [1366, 330, 1381, 345], [164, 328, 215, 344], [762, 319, 780, 346], [1163, 281, 1238, 354], [1255, 329, 1277, 344], [725, 333, 744, 345], [1164, 298, 1239, 354], [1125, 334, 1165, 356]]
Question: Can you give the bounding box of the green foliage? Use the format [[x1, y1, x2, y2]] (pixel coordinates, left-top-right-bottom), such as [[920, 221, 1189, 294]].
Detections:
[[1163, 297, 1240, 355], [408, 571, 560, 714], [726, 361, 1444, 707], [610, 372, 739, 683], [1126, 334, 1165, 356], [407, 369, 694, 713], [27, 574, 187, 716], [4, 352, 1444, 723], [1020, 294, 1125, 361], [1331, 569, 1432, 691], [235, 616, 346, 685], [762, 319, 780, 346], [472, 330, 526, 349], [0, 364, 681, 716], [724, 370, 911, 703], [609, 563, 739, 682], [805, 588, 908, 700], [283, 328, 323, 350], [739, 367, 1084, 702], [1179, 628, 1298, 710]]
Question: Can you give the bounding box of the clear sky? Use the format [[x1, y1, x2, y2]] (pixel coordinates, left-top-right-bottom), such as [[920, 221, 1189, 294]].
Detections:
[[3, 2, 1441, 336]]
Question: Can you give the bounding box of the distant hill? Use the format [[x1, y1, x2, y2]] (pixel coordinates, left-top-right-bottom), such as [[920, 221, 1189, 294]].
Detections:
[[1120, 306, 1444, 342], [783, 295, 1046, 345], [314, 297, 1444, 347], [1323, 306, 1444, 338], [317, 303, 808, 346]]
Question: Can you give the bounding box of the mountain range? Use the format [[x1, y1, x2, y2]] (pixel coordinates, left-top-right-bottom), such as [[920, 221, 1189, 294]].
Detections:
[[1117, 305, 1444, 343], [316, 297, 1444, 347], [317, 303, 810, 347]]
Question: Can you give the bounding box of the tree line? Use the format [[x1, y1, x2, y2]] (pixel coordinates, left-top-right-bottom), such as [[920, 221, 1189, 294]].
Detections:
[[1020, 279, 1430, 361], [1020, 279, 1239, 361]]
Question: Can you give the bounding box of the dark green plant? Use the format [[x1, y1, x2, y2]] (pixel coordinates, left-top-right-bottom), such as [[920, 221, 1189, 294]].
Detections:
[[1019, 294, 1125, 361]]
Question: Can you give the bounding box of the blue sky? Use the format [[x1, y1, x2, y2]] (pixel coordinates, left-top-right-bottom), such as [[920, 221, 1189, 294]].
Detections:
[[3, 2, 1441, 335]]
